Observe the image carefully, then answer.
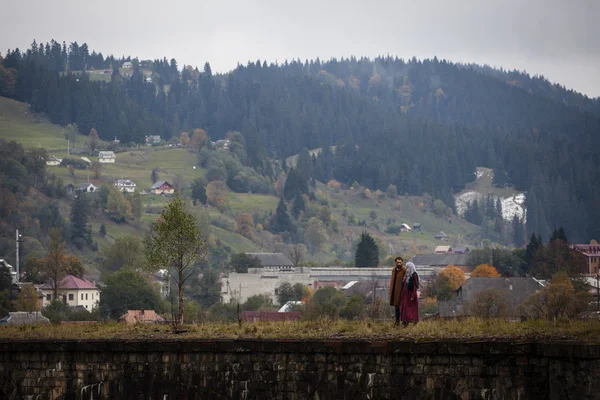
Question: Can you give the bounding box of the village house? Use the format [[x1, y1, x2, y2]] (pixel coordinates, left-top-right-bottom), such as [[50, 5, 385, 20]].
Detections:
[[212, 139, 231, 151], [145, 135, 161, 146], [412, 223, 421, 231], [114, 179, 136, 193], [434, 231, 448, 240], [0, 259, 16, 283], [150, 181, 175, 195], [246, 253, 294, 271], [438, 277, 545, 317], [400, 223, 412, 232], [121, 61, 133, 69], [40, 275, 100, 311], [434, 246, 453, 254], [118, 310, 164, 324], [98, 151, 116, 164], [569, 244, 600, 275], [46, 155, 62, 166], [76, 183, 97, 193], [454, 247, 471, 254]]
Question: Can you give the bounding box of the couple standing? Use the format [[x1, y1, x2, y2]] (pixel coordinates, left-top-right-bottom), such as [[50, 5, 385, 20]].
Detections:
[[389, 256, 419, 326]]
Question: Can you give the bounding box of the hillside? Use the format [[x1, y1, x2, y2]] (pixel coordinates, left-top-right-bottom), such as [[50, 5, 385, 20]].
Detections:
[[0, 97, 86, 149], [0, 95, 483, 278], [3, 42, 600, 244]]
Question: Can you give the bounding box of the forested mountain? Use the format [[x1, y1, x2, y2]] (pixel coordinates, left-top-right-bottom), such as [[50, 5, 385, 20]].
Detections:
[[1, 41, 599, 243]]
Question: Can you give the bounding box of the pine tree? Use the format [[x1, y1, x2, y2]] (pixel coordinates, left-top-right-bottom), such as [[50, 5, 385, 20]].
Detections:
[[296, 148, 313, 182], [512, 216, 525, 247], [291, 194, 306, 218], [271, 198, 294, 233], [70, 195, 92, 248], [524, 233, 542, 270], [355, 231, 379, 268], [549, 227, 568, 244], [99, 223, 106, 236], [283, 168, 308, 201]]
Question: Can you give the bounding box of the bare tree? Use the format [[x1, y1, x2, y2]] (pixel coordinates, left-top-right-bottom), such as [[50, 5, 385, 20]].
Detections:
[[286, 244, 306, 270]]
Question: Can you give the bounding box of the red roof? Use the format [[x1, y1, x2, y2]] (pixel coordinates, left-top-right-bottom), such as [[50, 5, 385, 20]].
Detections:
[[40, 275, 97, 290]]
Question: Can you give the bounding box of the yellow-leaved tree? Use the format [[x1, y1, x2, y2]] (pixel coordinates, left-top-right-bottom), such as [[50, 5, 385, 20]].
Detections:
[[471, 264, 501, 278]]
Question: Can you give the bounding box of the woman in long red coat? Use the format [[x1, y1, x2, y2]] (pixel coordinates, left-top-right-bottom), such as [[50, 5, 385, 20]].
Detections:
[[400, 262, 419, 326]]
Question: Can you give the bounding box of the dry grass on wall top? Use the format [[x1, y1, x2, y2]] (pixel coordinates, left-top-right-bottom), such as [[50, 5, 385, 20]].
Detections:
[[1, 319, 599, 342]]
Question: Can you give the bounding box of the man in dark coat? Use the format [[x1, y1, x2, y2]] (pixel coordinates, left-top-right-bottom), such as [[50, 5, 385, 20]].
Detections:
[[389, 256, 406, 326]]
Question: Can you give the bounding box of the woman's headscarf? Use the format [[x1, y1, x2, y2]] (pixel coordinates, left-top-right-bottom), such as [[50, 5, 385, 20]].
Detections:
[[403, 262, 418, 281]]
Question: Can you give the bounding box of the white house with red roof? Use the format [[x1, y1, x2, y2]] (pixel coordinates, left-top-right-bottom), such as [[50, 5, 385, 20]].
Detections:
[[40, 275, 100, 311]]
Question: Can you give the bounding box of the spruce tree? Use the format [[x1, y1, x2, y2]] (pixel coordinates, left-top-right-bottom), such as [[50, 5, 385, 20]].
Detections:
[[512, 216, 525, 247], [291, 194, 306, 218], [70, 195, 92, 247], [271, 198, 294, 233], [355, 231, 379, 268], [549, 227, 568, 244]]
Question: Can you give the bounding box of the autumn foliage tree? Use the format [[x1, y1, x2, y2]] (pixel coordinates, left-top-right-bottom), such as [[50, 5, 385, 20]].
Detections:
[[88, 128, 99, 154], [235, 213, 255, 240], [206, 180, 229, 212], [191, 128, 209, 152], [179, 131, 190, 147], [426, 265, 466, 301], [17, 284, 40, 312], [471, 264, 501, 278], [519, 272, 588, 320]]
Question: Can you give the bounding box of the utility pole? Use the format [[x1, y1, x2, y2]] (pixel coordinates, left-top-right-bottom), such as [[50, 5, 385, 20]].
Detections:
[[67, 139, 70, 158], [15, 229, 22, 283], [597, 267, 599, 312]]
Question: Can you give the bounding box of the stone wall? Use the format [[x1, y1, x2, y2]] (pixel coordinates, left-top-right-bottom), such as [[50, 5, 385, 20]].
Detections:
[[0, 340, 599, 399]]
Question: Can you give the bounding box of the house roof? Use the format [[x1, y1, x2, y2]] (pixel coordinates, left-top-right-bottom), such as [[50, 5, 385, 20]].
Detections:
[[115, 179, 136, 185], [401, 223, 412, 230], [118, 310, 164, 324], [78, 183, 96, 190], [40, 275, 98, 290], [98, 151, 115, 157], [459, 277, 544, 306], [150, 181, 172, 190], [434, 246, 452, 253], [278, 301, 303, 312], [570, 244, 600, 256], [0, 312, 50, 325], [454, 247, 470, 253], [246, 252, 293, 267], [410, 254, 469, 267]]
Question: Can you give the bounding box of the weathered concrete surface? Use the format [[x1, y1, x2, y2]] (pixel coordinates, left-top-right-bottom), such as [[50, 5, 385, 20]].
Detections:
[[0, 340, 599, 399]]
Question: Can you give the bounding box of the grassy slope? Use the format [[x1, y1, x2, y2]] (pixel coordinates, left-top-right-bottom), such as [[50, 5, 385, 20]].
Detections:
[[458, 167, 521, 199], [2, 95, 480, 269], [315, 181, 480, 258], [0, 97, 86, 149]]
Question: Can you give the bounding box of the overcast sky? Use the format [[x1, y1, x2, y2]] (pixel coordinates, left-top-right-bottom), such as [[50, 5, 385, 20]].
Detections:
[[2, 0, 599, 97]]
